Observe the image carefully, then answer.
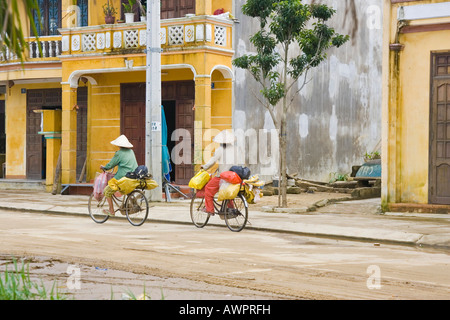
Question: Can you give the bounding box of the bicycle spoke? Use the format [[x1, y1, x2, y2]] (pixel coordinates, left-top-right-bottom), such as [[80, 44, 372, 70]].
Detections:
[[125, 190, 149, 226], [88, 194, 109, 224], [190, 195, 209, 228], [224, 195, 248, 232]]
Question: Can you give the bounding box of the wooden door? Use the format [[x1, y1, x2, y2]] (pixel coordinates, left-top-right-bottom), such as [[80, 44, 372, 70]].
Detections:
[[76, 87, 88, 180], [174, 99, 194, 184], [26, 89, 61, 180], [161, 0, 195, 19], [162, 81, 195, 184], [121, 82, 194, 184], [0, 100, 5, 155], [430, 80, 450, 204], [121, 83, 146, 165], [430, 53, 450, 204]]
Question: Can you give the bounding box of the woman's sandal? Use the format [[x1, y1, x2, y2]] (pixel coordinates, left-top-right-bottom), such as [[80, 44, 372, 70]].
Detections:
[[103, 209, 115, 216]]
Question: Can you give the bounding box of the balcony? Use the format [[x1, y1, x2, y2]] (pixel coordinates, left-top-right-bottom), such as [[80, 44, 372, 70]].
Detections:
[[0, 35, 62, 62], [59, 15, 233, 57], [0, 15, 234, 64]]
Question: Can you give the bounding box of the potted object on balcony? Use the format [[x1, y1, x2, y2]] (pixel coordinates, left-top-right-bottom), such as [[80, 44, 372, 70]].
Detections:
[[138, 1, 146, 22], [103, 0, 117, 24], [123, 0, 136, 23]]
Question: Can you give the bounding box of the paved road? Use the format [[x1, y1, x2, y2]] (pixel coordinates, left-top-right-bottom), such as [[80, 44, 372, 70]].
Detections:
[[1, 208, 449, 300]]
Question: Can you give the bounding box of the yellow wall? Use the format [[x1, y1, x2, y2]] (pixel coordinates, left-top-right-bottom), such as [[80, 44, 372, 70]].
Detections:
[[382, 0, 450, 207], [4, 82, 61, 178], [4, 85, 26, 178], [211, 70, 232, 131]]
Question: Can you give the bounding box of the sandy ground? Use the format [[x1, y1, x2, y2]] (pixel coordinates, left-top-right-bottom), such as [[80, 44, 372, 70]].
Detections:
[[1, 205, 449, 301], [0, 254, 290, 300]]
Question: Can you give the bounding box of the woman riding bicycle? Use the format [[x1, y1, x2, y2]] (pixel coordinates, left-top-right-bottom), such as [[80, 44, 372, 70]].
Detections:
[[201, 130, 237, 214], [100, 135, 138, 216]]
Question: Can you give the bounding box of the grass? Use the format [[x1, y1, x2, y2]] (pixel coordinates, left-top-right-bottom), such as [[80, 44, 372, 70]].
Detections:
[[0, 258, 67, 300], [114, 283, 165, 300]]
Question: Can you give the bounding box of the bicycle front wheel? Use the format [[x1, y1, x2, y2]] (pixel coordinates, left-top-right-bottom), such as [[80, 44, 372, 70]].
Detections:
[[88, 193, 109, 224], [224, 194, 248, 232], [125, 190, 149, 226], [190, 192, 210, 228]]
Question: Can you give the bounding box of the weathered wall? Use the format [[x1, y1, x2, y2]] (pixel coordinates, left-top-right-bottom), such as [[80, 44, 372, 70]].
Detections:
[[233, 0, 383, 181]]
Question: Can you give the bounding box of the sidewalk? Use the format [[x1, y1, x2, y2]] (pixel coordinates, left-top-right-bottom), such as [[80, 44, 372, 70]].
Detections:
[[0, 190, 450, 249]]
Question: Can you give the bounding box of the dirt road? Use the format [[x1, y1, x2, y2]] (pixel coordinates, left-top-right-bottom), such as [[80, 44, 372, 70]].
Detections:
[[1, 209, 449, 300]]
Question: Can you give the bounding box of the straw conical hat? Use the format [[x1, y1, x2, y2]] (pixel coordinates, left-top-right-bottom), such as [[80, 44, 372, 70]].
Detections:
[[213, 130, 235, 144], [110, 135, 133, 148]]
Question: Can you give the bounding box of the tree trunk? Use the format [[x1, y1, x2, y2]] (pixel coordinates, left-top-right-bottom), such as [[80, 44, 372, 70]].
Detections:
[[280, 114, 288, 207]]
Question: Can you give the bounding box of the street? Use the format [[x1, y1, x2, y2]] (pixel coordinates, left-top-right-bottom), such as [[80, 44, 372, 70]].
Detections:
[[0, 208, 449, 300]]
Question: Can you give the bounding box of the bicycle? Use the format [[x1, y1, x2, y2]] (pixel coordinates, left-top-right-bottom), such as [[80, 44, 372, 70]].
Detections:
[[88, 171, 150, 227], [190, 184, 249, 232]]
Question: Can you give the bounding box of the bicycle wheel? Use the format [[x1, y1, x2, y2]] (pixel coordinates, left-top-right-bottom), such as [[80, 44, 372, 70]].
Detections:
[[125, 190, 149, 226], [190, 192, 210, 228], [224, 194, 248, 232], [88, 193, 109, 224]]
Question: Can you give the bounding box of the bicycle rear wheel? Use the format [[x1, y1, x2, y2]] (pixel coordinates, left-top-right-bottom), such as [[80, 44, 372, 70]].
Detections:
[[88, 193, 109, 224], [125, 190, 149, 226], [224, 194, 248, 232], [190, 192, 210, 228]]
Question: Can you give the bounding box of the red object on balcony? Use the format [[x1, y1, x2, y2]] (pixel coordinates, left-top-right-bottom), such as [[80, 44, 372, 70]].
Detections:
[[214, 8, 225, 15]]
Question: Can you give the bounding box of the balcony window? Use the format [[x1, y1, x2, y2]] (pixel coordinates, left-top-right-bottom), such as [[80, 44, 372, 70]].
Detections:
[[78, 0, 89, 27], [32, 0, 61, 36]]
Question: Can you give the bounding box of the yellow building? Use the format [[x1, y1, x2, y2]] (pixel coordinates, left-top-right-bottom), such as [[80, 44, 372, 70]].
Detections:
[[0, 0, 234, 194], [382, 0, 450, 212]]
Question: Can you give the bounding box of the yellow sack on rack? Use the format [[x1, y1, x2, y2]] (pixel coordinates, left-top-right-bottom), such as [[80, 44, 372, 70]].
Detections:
[[108, 177, 140, 195], [243, 175, 265, 187], [218, 182, 240, 201], [243, 185, 255, 204], [108, 177, 159, 195], [143, 178, 158, 190], [189, 170, 210, 190]]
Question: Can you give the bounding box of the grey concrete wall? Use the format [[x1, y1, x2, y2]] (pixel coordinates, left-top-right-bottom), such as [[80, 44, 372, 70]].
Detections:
[[232, 0, 383, 182]]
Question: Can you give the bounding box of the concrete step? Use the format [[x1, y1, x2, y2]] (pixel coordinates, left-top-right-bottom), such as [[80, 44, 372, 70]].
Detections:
[[0, 179, 45, 191]]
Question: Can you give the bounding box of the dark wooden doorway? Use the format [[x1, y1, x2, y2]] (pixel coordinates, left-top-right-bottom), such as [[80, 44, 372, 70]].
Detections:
[[26, 88, 62, 180], [161, 0, 195, 19], [76, 86, 88, 180], [162, 81, 194, 185], [121, 83, 146, 165], [120, 81, 195, 184], [430, 53, 450, 204]]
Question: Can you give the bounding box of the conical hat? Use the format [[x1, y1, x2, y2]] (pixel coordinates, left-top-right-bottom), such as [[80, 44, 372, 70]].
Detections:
[[111, 135, 133, 148], [213, 130, 235, 144]]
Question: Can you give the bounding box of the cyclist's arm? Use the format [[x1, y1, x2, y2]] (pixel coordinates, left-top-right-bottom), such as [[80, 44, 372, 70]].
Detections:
[[103, 151, 120, 170], [202, 147, 222, 170]]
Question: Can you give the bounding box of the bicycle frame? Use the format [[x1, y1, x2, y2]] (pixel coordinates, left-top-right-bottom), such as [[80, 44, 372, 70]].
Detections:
[[212, 190, 248, 214]]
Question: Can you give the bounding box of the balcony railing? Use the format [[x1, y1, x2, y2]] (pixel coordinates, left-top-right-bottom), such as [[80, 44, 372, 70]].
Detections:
[[29, 36, 62, 59], [0, 36, 62, 62], [59, 15, 233, 56], [0, 15, 234, 63]]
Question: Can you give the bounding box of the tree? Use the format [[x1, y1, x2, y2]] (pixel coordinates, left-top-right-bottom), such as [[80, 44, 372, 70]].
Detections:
[[233, 0, 349, 207], [0, 0, 40, 63]]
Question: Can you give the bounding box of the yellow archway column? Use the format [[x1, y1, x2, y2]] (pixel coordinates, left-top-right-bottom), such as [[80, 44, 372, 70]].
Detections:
[[61, 84, 78, 184], [194, 75, 212, 169]]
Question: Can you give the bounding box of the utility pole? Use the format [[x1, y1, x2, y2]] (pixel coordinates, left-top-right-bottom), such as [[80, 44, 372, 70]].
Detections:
[[146, 0, 162, 201]]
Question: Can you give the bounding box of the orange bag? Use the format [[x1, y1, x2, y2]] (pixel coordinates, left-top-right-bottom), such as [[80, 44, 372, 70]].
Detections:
[[220, 171, 242, 184]]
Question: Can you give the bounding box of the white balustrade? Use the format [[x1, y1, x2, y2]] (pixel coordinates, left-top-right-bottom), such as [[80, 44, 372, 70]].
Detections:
[[27, 38, 62, 59]]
